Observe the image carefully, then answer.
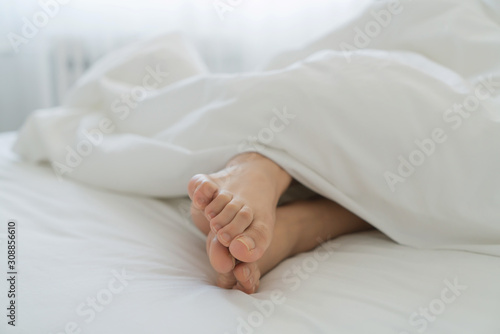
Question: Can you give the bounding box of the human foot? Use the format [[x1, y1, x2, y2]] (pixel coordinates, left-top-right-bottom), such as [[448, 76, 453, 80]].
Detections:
[[188, 153, 292, 265], [213, 198, 373, 294]]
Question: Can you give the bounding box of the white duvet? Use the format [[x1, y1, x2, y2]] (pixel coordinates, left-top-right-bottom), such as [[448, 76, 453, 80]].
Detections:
[[13, 0, 500, 257]]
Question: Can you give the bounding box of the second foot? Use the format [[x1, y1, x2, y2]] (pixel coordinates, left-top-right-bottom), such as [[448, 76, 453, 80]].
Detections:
[[213, 197, 373, 294]]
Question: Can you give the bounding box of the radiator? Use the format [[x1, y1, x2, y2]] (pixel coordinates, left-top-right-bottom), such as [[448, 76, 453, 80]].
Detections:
[[49, 38, 94, 104]]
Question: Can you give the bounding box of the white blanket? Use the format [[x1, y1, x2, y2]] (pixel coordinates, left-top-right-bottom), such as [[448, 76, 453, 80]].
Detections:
[[14, 0, 500, 255], [2, 132, 500, 334]]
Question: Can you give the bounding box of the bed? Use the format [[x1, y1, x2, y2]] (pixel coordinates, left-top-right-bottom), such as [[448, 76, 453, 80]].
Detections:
[[1, 131, 499, 334]]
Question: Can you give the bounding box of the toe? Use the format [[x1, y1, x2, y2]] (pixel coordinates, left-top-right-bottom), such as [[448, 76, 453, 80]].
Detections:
[[190, 204, 211, 235], [189, 175, 218, 210], [204, 191, 233, 221], [207, 231, 236, 274], [187, 174, 203, 199], [216, 205, 253, 247], [209, 199, 244, 236], [229, 216, 273, 263], [234, 262, 260, 294], [217, 272, 237, 289]]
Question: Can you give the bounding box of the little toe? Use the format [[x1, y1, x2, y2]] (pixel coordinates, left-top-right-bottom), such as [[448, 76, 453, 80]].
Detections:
[[234, 262, 260, 293], [216, 206, 253, 247], [190, 204, 211, 235], [229, 218, 273, 263], [216, 272, 237, 290], [207, 231, 236, 274], [190, 175, 218, 210], [204, 191, 233, 221], [187, 174, 204, 199]]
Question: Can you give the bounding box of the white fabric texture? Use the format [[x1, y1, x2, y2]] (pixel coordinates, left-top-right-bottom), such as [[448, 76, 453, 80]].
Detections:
[[13, 0, 500, 256], [1, 132, 500, 334]]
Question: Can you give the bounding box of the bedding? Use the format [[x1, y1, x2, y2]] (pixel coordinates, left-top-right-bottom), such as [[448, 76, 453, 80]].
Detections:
[[13, 0, 500, 256], [3, 0, 500, 332], [1, 131, 500, 333]]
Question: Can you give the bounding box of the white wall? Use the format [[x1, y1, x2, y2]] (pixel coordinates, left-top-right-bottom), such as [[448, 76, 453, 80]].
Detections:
[[0, 0, 365, 132]]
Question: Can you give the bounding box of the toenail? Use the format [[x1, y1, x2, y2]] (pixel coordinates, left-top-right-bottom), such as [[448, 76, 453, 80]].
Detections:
[[212, 224, 222, 233], [207, 212, 215, 219], [236, 236, 255, 251], [243, 267, 250, 278], [220, 233, 231, 244]]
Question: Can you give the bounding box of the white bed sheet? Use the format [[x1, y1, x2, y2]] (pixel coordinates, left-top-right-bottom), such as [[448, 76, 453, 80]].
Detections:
[[0, 132, 499, 334]]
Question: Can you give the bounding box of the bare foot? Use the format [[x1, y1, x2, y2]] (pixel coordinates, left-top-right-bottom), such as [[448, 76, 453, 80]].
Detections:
[[213, 198, 374, 294], [188, 153, 292, 270]]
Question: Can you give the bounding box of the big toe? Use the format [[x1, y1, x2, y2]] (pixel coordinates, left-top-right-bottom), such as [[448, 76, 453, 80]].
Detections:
[[229, 218, 273, 263], [189, 174, 219, 210], [207, 231, 236, 274]]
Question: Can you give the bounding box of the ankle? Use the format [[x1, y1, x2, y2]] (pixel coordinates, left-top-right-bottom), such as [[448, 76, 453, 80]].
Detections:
[[275, 207, 305, 257], [226, 152, 262, 167], [227, 153, 292, 194]]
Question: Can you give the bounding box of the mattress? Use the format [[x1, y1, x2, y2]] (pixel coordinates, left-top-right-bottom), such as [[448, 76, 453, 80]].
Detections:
[[0, 131, 499, 334]]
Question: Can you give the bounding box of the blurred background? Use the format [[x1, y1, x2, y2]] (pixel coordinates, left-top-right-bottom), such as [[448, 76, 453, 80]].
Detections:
[[0, 0, 369, 132]]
